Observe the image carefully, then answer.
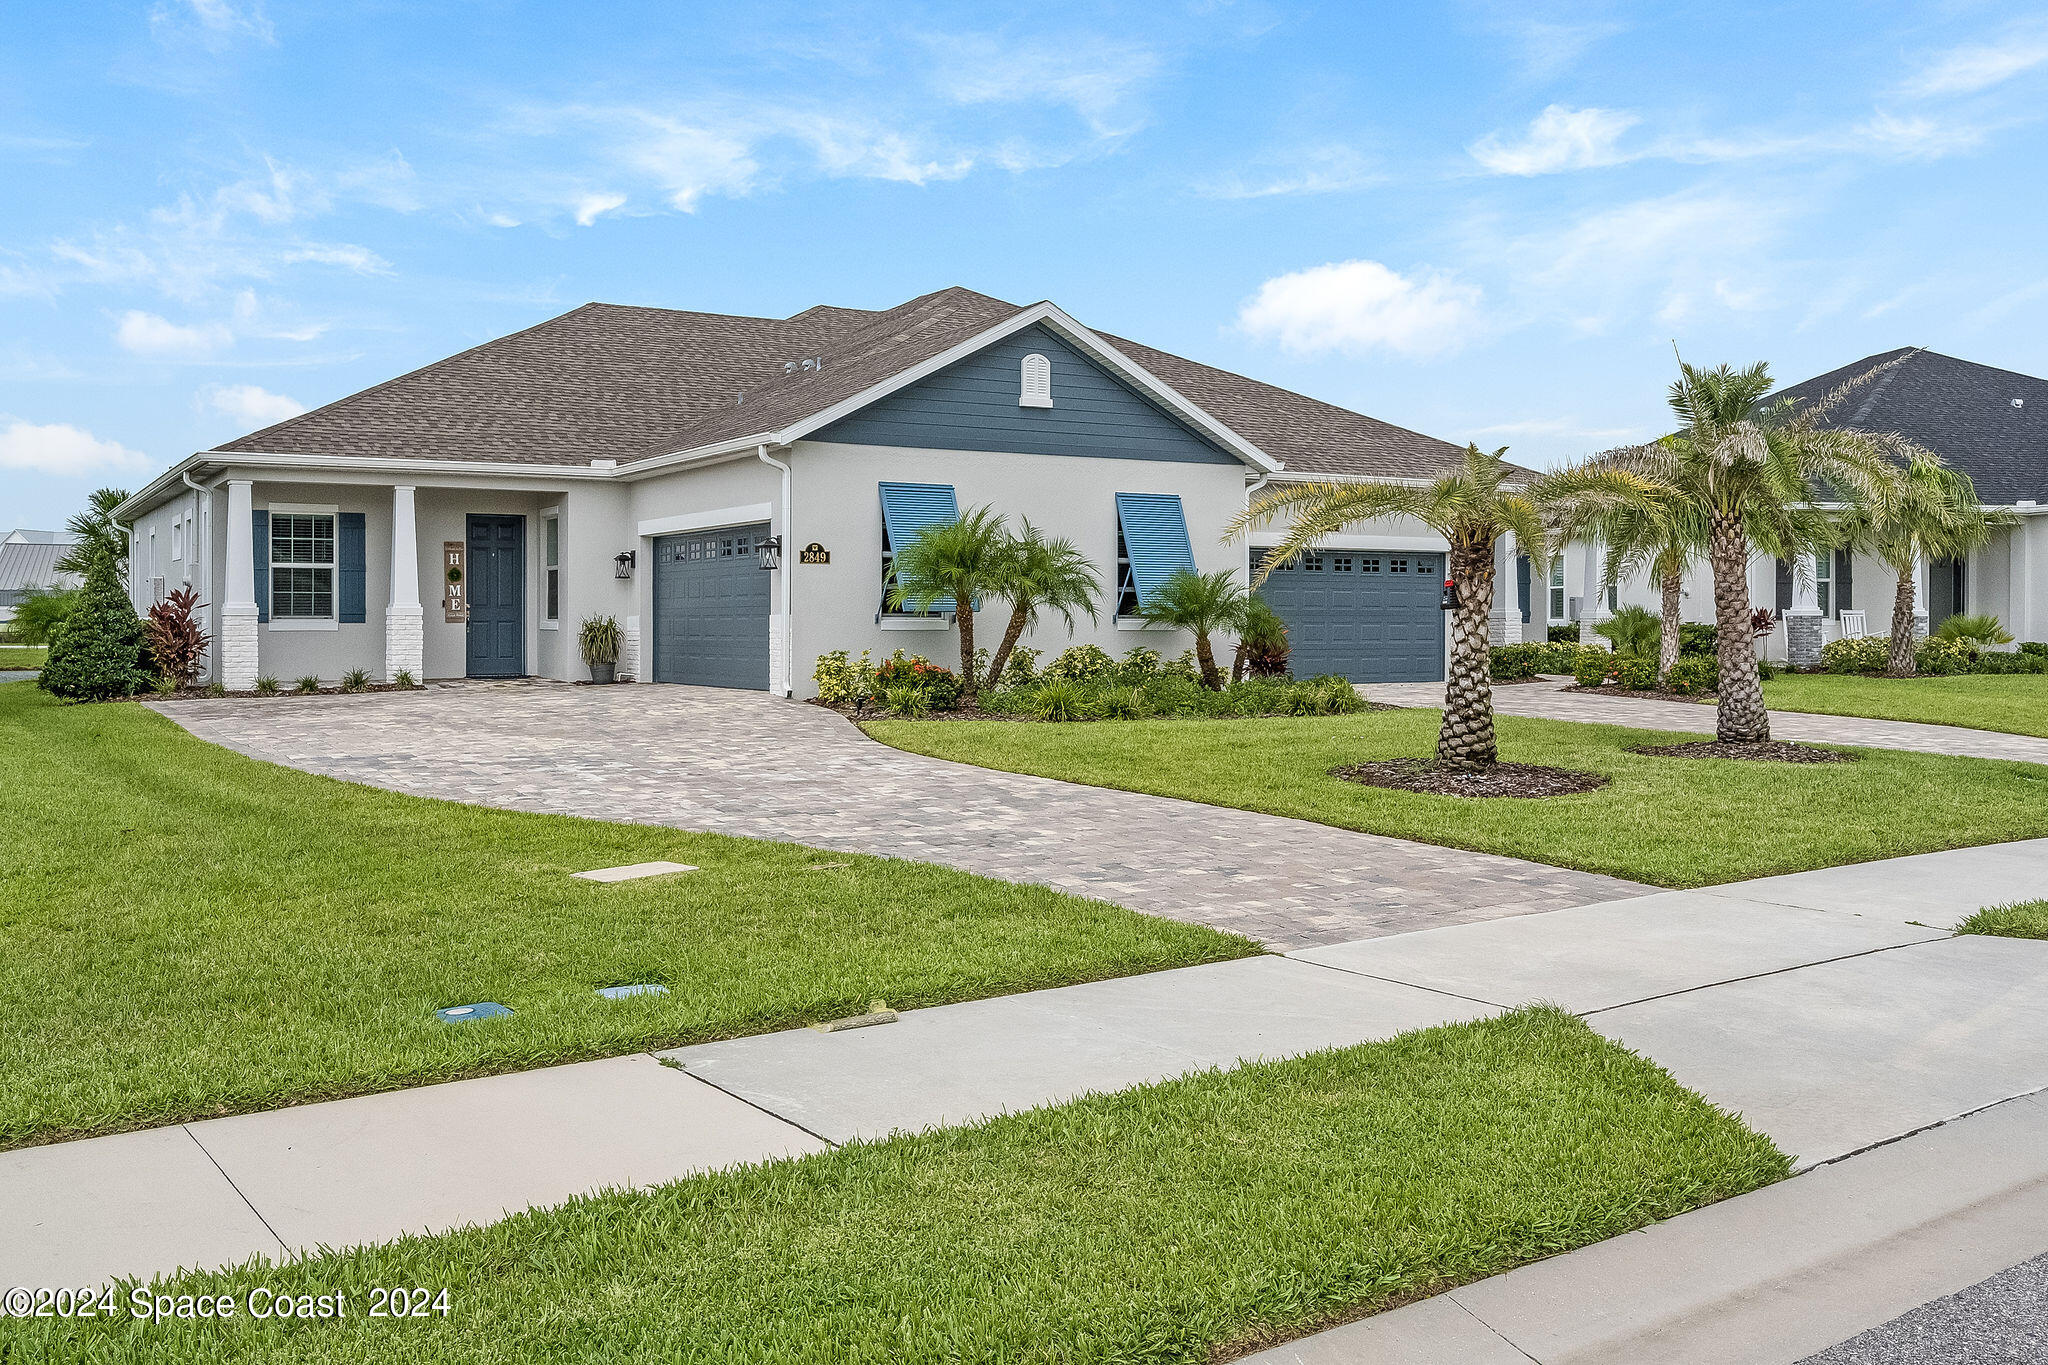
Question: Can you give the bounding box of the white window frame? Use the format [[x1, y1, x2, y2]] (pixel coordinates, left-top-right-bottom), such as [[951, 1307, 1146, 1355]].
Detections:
[[541, 511, 561, 629], [1813, 551, 1832, 618], [1548, 554, 1568, 623], [267, 502, 340, 631], [171, 516, 184, 562], [1019, 352, 1052, 408]]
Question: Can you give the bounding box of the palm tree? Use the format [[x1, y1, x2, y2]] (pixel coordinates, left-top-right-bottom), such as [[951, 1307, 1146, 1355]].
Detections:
[[55, 487, 132, 579], [1834, 455, 2007, 677], [1557, 490, 1711, 683], [1139, 568, 1249, 690], [886, 506, 1010, 700], [1542, 359, 1912, 743], [983, 520, 1101, 690], [1231, 444, 1543, 770]]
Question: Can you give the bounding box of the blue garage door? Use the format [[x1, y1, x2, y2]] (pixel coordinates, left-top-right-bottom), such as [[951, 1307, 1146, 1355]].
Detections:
[[652, 523, 771, 689], [1256, 548, 1445, 683]]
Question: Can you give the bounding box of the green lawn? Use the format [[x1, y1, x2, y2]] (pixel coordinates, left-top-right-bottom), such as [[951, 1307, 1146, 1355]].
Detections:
[[1957, 901, 2048, 940], [16, 1009, 1787, 1364], [0, 643, 45, 669], [0, 683, 1249, 1149], [1764, 673, 2048, 738], [869, 709, 2048, 887]]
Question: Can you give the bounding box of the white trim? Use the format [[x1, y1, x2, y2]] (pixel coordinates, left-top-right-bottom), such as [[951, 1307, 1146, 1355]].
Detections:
[[268, 618, 339, 632], [880, 617, 949, 631], [1114, 617, 1178, 631], [115, 451, 613, 521], [267, 501, 339, 515], [540, 620, 560, 631], [265, 503, 341, 627], [636, 503, 774, 538]]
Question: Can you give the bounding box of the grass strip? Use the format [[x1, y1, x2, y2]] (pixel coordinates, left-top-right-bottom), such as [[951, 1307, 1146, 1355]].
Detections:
[[0, 682, 1249, 1148], [1956, 901, 2048, 940], [1762, 673, 2048, 739], [867, 709, 2048, 887], [9, 1008, 1789, 1364]]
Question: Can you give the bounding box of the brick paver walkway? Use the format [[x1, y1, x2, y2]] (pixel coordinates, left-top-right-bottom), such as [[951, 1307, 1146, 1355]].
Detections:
[[1367, 678, 2048, 764], [152, 682, 1645, 950]]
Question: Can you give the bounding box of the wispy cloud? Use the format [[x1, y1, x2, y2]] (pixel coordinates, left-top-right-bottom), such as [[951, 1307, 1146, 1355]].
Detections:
[[1469, 105, 1638, 175], [1195, 146, 1381, 199], [114, 310, 232, 358], [0, 419, 156, 476], [1239, 259, 1484, 358], [1482, 13, 1626, 80], [1902, 23, 2048, 98], [922, 33, 1160, 139], [150, 0, 275, 47], [200, 382, 304, 426]]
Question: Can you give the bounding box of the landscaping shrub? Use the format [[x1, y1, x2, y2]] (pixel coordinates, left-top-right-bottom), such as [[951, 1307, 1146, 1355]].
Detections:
[[143, 585, 211, 688], [1000, 646, 1041, 687], [38, 547, 147, 702], [874, 653, 963, 710], [813, 649, 877, 705], [1547, 624, 1579, 643], [2021, 642, 2048, 659], [1097, 686, 1152, 720], [254, 675, 279, 696], [1594, 604, 1661, 659], [1819, 635, 1888, 675], [1915, 638, 1976, 677], [1032, 679, 1089, 721], [1114, 647, 1162, 683], [341, 668, 372, 693], [8, 585, 78, 646], [1235, 598, 1292, 679], [1933, 613, 2012, 650], [1042, 644, 1117, 683], [1574, 651, 1655, 690], [1492, 641, 1606, 680], [1663, 654, 1719, 696], [1678, 623, 1718, 657], [1973, 651, 2048, 675], [294, 676, 321, 694], [1166, 650, 1202, 680], [976, 672, 1363, 722], [884, 686, 930, 718]]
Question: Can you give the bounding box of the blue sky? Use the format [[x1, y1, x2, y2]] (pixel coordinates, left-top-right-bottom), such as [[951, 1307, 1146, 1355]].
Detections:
[[5, 1, 2047, 532]]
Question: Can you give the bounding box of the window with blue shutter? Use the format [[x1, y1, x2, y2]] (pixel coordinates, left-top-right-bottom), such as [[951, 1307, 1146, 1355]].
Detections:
[[1114, 492, 1196, 615], [252, 509, 269, 623], [338, 512, 366, 623], [878, 481, 960, 614]]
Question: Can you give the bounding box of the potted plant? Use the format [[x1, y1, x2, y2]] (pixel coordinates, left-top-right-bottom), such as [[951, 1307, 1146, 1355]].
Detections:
[[579, 614, 622, 684]]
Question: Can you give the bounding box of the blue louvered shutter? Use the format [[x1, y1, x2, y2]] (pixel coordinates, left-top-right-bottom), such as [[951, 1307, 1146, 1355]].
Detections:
[[879, 482, 961, 613], [252, 509, 269, 623], [1115, 492, 1197, 611], [338, 512, 367, 623]]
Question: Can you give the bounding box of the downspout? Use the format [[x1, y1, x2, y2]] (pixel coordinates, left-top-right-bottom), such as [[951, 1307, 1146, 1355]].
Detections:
[[182, 469, 214, 683], [1242, 472, 1272, 583], [757, 444, 794, 696]]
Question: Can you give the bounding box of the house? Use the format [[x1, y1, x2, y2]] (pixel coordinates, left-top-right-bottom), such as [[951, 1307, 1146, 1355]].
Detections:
[[115, 287, 1514, 695], [1540, 348, 2048, 661], [0, 530, 81, 627]]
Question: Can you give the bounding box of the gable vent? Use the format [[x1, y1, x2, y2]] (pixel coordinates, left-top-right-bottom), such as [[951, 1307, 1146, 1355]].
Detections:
[[1020, 353, 1053, 409]]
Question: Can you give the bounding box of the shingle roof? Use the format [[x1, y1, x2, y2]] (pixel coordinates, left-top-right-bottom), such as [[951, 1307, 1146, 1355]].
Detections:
[[1776, 348, 2048, 505], [218, 286, 1487, 481], [0, 541, 77, 594]]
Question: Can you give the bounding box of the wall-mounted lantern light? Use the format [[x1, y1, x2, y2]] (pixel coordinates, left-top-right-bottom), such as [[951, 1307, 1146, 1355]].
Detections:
[[758, 535, 783, 571], [614, 550, 636, 579]]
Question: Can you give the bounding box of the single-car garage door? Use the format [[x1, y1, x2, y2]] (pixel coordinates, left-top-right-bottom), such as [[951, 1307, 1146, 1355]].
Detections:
[[652, 523, 771, 688], [1255, 548, 1445, 683]]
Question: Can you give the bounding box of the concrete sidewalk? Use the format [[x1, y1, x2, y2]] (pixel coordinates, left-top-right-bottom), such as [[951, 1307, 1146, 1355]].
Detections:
[[6, 840, 2047, 1296]]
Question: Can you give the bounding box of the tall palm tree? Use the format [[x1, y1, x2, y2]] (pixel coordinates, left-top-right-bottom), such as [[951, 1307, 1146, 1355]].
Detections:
[[1834, 455, 2007, 676], [55, 487, 132, 579], [1551, 475, 1711, 684], [1231, 444, 1543, 770], [1139, 568, 1249, 690], [983, 519, 1101, 689], [886, 506, 1009, 700], [1542, 359, 1911, 743]]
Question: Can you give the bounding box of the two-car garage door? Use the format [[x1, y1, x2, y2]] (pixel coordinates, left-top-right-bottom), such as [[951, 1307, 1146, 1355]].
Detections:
[[651, 524, 770, 689], [1255, 548, 1445, 683]]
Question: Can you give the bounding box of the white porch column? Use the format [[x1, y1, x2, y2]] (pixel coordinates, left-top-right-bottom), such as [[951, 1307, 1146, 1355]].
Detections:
[[220, 479, 259, 691], [1786, 551, 1824, 668], [1912, 551, 1931, 640], [385, 485, 424, 683], [1490, 532, 1521, 645], [1577, 539, 1606, 644]]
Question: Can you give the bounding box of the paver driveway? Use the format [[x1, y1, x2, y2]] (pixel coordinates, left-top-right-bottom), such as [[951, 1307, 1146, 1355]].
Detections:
[[153, 682, 1644, 950], [1369, 677, 2048, 763]]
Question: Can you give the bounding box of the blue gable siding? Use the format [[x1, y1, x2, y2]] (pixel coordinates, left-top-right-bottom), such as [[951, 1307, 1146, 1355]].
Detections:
[[813, 325, 1240, 465]]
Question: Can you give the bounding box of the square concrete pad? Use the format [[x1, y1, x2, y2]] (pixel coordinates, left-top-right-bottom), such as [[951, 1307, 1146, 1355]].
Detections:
[[1292, 892, 1945, 1013], [664, 956, 1496, 1142], [189, 1054, 824, 1253], [1726, 839, 2048, 927], [0, 1126, 284, 1286], [572, 860, 697, 882], [1592, 935, 2048, 1166]]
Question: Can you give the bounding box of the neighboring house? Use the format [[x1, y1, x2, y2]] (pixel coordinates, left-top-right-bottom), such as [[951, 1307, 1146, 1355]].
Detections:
[[1548, 348, 2048, 660], [116, 287, 1513, 694], [0, 530, 81, 627]]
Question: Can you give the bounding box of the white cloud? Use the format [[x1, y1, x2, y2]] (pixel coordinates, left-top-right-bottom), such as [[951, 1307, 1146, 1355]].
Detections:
[[1239, 260, 1484, 358], [0, 420, 156, 476], [570, 191, 628, 226], [1903, 27, 2048, 98], [925, 35, 1160, 138], [200, 383, 304, 427], [151, 0, 275, 46], [1196, 146, 1381, 200], [115, 310, 232, 358], [1470, 105, 1639, 175], [1485, 15, 1627, 79]]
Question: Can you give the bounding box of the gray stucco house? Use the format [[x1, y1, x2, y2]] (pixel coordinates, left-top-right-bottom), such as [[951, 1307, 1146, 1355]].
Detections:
[[116, 287, 1505, 695]]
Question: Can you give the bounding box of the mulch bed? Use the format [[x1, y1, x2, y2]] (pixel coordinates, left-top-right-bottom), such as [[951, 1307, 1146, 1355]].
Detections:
[[1627, 740, 1855, 764], [1331, 759, 1611, 799], [1564, 684, 1715, 704]]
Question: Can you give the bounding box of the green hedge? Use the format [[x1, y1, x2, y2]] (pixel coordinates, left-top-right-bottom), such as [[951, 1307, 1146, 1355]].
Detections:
[[1818, 634, 2048, 677], [982, 673, 1367, 721], [1492, 641, 1608, 680]]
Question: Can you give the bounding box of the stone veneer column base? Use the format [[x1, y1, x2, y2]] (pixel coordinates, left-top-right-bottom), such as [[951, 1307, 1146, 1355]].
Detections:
[[1914, 613, 1930, 642], [1578, 619, 1603, 646], [384, 605, 424, 683], [220, 604, 259, 691], [1786, 612, 1824, 669]]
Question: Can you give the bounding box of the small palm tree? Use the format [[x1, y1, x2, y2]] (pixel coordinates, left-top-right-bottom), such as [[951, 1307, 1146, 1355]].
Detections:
[[1933, 612, 2013, 650], [1553, 489, 1711, 683], [886, 506, 1010, 700], [55, 487, 132, 580], [1835, 455, 2008, 676], [1232, 444, 1543, 770], [983, 520, 1100, 690], [1594, 604, 1662, 660], [1542, 358, 1912, 742], [1139, 568, 1249, 690]]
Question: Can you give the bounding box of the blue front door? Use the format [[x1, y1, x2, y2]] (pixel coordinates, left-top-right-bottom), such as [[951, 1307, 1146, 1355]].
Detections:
[[466, 515, 525, 677]]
